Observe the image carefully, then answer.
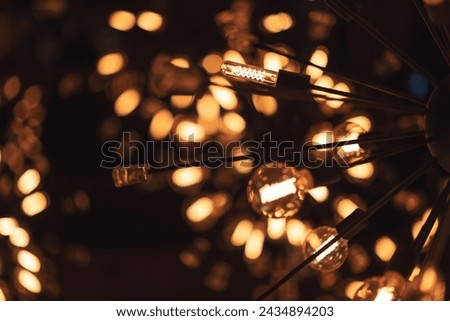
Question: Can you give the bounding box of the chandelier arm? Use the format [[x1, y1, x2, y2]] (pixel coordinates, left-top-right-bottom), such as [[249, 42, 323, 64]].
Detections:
[[324, 0, 440, 87], [412, 0, 450, 66], [309, 84, 428, 114], [257, 158, 437, 300], [255, 43, 427, 107]]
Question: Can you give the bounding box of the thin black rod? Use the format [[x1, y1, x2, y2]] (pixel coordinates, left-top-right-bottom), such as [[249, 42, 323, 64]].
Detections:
[[324, 0, 440, 87], [412, 0, 450, 66], [348, 139, 426, 167], [309, 92, 427, 114], [256, 158, 436, 300], [255, 43, 427, 107], [148, 131, 425, 173]]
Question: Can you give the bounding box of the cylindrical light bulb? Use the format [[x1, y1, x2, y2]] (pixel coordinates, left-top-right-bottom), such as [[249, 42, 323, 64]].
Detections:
[[267, 218, 286, 240], [221, 61, 278, 87]]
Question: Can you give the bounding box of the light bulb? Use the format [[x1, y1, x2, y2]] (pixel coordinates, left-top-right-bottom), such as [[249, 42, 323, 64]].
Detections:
[[403, 267, 446, 300], [112, 165, 150, 187], [221, 61, 278, 87], [353, 271, 407, 301], [332, 122, 369, 165], [247, 163, 313, 218], [303, 226, 348, 272]]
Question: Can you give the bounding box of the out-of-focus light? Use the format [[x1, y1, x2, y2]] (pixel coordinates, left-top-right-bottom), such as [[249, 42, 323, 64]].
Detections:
[[97, 53, 126, 76], [186, 197, 214, 223], [171, 95, 194, 109], [335, 197, 359, 219], [17, 250, 41, 273], [308, 186, 329, 203], [209, 85, 238, 110], [346, 163, 375, 180], [197, 94, 220, 120], [267, 218, 286, 240], [17, 169, 41, 195], [326, 82, 350, 109], [114, 89, 141, 117], [251, 94, 278, 116], [170, 57, 190, 69], [411, 208, 438, 247], [262, 12, 294, 33], [21, 192, 48, 216], [149, 109, 173, 140], [345, 281, 365, 299], [306, 48, 328, 80], [223, 50, 246, 64], [109, 10, 136, 31], [222, 112, 246, 135], [312, 75, 333, 101], [286, 219, 309, 246], [17, 269, 41, 294], [0, 286, 6, 301], [3, 76, 21, 100], [347, 115, 372, 132], [9, 227, 30, 248], [137, 11, 164, 32], [0, 218, 19, 236], [374, 236, 397, 262], [174, 120, 206, 142], [202, 53, 223, 74], [172, 167, 204, 188], [263, 52, 283, 71], [244, 228, 265, 260], [230, 219, 253, 246]]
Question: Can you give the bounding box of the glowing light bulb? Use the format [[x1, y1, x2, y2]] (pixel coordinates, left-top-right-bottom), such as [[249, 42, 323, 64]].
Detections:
[[247, 163, 313, 218], [244, 227, 265, 260], [230, 219, 253, 246], [308, 186, 329, 203], [17, 269, 42, 294], [404, 267, 446, 300], [17, 250, 41, 273], [221, 61, 278, 87], [303, 226, 348, 272], [353, 271, 407, 301], [17, 169, 41, 195], [112, 165, 150, 187], [21, 192, 48, 216], [286, 219, 310, 246], [333, 122, 369, 165], [267, 218, 286, 240]]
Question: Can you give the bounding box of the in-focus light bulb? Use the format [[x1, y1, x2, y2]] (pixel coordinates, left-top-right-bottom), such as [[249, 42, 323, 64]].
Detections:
[[247, 163, 313, 218], [353, 271, 407, 301], [332, 122, 369, 164], [303, 226, 348, 272], [221, 61, 278, 87]]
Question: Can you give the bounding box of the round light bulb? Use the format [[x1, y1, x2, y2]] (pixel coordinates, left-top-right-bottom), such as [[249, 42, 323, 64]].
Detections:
[[332, 122, 369, 165], [353, 271, 407, 301], [303, 226, 348, 272], [247, 163, 313, 218]]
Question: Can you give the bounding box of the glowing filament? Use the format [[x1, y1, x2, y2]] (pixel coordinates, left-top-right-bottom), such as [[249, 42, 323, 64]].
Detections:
[[259, 177, 297, 204], [221, 61, 278, 87]]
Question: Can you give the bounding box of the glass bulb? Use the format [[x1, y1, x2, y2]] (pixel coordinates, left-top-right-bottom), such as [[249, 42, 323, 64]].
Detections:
[[303, 226, 348, 272], [221, 61, 278, 87], [353, 271, 407, 301], [112, 165, 150, 187], [247, 163, 313, 218], [332, 122, 369, 165]]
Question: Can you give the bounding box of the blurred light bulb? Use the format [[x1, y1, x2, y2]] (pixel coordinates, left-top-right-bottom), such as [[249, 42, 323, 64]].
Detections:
[[262, 12, 294, 33], [244, 227, 265, 260], [149, 109, 174, 140], [333, 122, 368, 164], [21, 192, 48, 216], [186, 197, 214, 223], [354, 271, 406, 301], [267, 218, 286, 240], [251, 94, 278, 116], [306, 48, 328, 80], [308, 186, 329, 203], [112, 165, 149, 187], [114, 89, 141, 117], [97, 53, 126, 76], [247, 163, 313, 218], [17, 250, 41, 273], [374, 236, 397, 262], [17, 169, 41, 195], [286, 219, 310, 246], [221, 61, 278, 87], [9, 227, 30, 248], [17, 269, 42, 294], [303, 226, 348, 272], [172, 167, 204, 188], [223, 50, 246, 64], [137, 11, 164, 32], [0, 217, 19, 236], [109, 10, 135, 31], [230, 219, 253, 246]]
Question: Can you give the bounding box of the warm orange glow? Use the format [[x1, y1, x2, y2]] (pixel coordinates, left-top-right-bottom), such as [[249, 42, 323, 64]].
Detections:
[[346, 163, 375, 180], [202, 53, 223, 74], [0, 217, 19, 236], [197, 94, 220, 120], [149, 109, 174, 140], [262, 12, 294, 33], [336, 197, 359, 219], [3, 75, 21, 100], [137, 11, 164, 32], [411, 208, 438, 247], [306, 48, 328, 80], [21, 192, 48, 216], [0, 286, 5, 301], [114, 89, 141, 117], [244, 228, 265, 260], [175, 120, 206, 142], [97, 53, 126, 76], [230, 219, 253, 246], [263, 52, 283, 71], [267, 218, 286, 240], [9, 227, 30, 248], [170, 95, 194, 109], [286, 219, 309, 246], [326, 82, 350, 109], [17, 169, 41, 195], [170, 57, 190, 69], [345, 281, 364, 299], [17, 250, 41, 273], [251, 94, 278, 116], [312, 75, 334, 101], [172, 167, 204, 188], [374, 236, 397, 262], [186, 197, 214, 223], [223, 50, 245, 64], [222, 112, 246, 135], [17, 269, 41, 294], [209, 85, 238, 110], [312, 130, 333, 145], [308, 186, 329, 203], [347, 115, 372, 132], [420, 267, 438, 292], [109, 10, 136, 31], [409, 266, 421, 281]]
